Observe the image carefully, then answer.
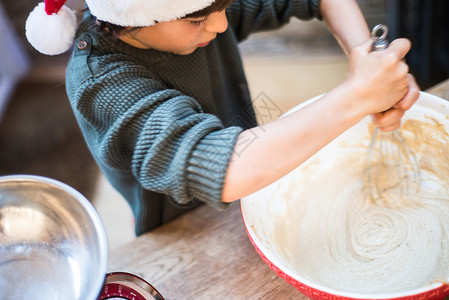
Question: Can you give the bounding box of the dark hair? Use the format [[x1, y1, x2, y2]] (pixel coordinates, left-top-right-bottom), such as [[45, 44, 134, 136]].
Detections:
[[99, 0, 235, 37], [185, 0, 234, 18]]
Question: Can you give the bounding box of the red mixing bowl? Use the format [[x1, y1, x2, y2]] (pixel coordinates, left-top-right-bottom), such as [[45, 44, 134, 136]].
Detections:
[[241, 92, 449, 300]]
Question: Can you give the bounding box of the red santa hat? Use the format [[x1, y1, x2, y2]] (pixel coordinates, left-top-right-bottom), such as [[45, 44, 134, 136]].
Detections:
[[26, 0, 216, 56]]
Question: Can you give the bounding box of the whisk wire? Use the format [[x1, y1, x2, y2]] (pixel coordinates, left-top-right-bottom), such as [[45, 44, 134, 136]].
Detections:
[[366, 128, 421, 203], [364, 24, 421, 205]]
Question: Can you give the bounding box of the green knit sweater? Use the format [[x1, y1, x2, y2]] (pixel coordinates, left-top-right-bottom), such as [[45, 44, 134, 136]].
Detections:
[[65, 0, 320, 235]]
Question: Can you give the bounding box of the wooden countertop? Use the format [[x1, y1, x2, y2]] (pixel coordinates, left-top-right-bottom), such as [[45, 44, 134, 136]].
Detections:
[[108, 202, 304, 299], [108, 78, 449, 300], [425, 78, 449, 100]]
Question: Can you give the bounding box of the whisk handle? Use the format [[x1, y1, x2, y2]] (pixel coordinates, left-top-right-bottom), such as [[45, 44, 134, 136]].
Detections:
[[371, 24, 393, 115], [371, 24, 389, 51]]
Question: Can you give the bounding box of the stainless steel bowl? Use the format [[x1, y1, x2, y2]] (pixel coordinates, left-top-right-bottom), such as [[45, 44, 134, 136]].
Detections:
[[0, 175, 108, 300]]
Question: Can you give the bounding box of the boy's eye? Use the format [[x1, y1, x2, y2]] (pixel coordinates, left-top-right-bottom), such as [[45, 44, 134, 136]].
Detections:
[[189, 17, 209, 27]]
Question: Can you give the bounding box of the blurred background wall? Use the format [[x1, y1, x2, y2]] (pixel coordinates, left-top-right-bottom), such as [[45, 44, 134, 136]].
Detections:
[[387, 0, 449, 90], [0, 0, 98, 199]]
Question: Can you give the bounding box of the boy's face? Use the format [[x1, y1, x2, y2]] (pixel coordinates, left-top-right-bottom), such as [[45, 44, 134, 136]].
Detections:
[[119, 10, 228, 55]]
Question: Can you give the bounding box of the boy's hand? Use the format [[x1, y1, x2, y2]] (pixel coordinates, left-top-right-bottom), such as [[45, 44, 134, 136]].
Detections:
[[371, 74, 420, 132], [346, 38, 415, 124]]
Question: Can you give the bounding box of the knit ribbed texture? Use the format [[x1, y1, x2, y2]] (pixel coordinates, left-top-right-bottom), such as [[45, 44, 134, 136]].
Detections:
[[227, 0, 320, 41], [65, 0, 320, 234]]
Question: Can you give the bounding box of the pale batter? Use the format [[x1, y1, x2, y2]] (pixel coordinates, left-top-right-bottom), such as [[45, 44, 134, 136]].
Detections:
[[270, 117, 449, 294]]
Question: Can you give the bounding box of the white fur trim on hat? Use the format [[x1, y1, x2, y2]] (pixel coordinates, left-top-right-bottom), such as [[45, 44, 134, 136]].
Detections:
[[86, 0, 216, 26], [25, 2, 77, 56]]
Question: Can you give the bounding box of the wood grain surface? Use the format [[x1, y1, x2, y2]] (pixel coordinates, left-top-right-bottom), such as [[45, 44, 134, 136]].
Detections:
[[108, 202, 307, 300], [426, 78, 449, 101]]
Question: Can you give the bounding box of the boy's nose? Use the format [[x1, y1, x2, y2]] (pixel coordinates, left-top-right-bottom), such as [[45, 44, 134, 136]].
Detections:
[[205, 10, 228, 33]]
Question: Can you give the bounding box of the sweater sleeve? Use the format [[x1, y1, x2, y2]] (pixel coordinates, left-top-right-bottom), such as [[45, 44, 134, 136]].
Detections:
[[68, 62, 242, 209], [227, 0, 321, 41]]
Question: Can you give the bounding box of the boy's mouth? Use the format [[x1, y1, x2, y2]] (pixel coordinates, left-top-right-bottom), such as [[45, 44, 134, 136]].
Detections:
[[198, 39, 213, 47]]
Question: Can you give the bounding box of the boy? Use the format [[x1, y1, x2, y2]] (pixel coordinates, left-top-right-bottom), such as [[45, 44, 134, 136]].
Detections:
[[26, 0, 418, 235]]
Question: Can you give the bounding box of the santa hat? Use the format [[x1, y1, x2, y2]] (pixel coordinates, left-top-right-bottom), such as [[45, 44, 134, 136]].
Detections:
[[25, 0, 216, 56]]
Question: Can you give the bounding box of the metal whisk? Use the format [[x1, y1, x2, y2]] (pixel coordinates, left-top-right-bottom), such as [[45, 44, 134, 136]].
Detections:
[[364, 25, 421, 203]]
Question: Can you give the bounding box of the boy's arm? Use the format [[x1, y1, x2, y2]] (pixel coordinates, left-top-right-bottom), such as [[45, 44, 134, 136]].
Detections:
[[227, 0, 320, 41], [320, 0, 371, 56], [222, 38, 416, 203], [320, 0, 421, 132]]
